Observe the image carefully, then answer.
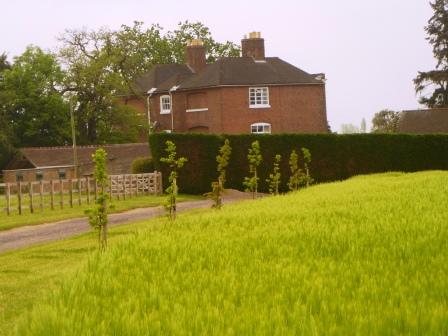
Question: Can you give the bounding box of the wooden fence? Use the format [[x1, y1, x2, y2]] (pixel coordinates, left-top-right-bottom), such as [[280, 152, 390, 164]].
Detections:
[[0, 172, 162, 216]]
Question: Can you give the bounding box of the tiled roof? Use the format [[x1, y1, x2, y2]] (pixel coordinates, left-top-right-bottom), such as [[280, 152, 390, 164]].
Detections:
[[398, 109, 448, 134], [5, 143, 150, 175], [134, 57, 323, 93]]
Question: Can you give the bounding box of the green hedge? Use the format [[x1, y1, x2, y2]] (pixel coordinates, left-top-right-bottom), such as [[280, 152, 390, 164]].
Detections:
[[149, 133, 448, 194], [131, 157, 155, 174]]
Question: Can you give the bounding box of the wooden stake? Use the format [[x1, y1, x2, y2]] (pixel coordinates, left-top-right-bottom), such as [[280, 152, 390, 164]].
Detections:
[[18, 181, 22, 215], [50, 180, 55, 210], [6, 183, 10, 216], [69, 179, 73, 208], [29, 182, 34, 214], [39, 180, 44, 212], [86, 177, 91, 204], [60, 179, 64, 209]]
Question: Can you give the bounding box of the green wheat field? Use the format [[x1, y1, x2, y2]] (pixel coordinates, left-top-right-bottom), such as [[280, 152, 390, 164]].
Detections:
[[15, 172, 448, 335]]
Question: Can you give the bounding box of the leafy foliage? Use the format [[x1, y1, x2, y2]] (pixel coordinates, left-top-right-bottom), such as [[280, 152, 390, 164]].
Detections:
[[0, 46, 71, 147], [86, 149, 109, 251], [287, 150, 302, 192], [371, 109, 400, 133], [266, 154, 282, 195], [58, 21, 239, 144], [243, 141, 262, 199], [414, 0, 448, 107], [301, 147, 314, 188], [132, 157, 154, 174], [160, 141, 187, 220], [150, 133, 448, 195]]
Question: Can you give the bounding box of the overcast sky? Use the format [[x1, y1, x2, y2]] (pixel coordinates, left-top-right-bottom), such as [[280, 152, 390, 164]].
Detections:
[[1, 0, 435, 132]]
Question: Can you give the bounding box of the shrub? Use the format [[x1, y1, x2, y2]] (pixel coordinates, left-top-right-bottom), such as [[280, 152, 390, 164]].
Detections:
[[149, 133, 448, 194], [132, 157, 154, 174]]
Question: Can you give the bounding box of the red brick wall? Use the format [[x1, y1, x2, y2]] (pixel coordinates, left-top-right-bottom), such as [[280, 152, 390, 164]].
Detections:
[[142, 84, 327, 134]]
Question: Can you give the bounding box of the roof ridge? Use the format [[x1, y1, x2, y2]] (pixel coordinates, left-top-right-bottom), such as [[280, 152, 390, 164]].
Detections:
[[20, 143, 147, 150]]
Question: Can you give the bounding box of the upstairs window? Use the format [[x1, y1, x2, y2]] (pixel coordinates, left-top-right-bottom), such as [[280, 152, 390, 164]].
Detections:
[[16, 173, 24, 182], [160, 95, 171, 114], [249, 87, 270, 108], [251, 122, 271, 134]]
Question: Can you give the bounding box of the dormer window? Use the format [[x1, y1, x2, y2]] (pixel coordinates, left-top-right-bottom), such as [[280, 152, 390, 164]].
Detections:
[[160, 95, 171, 114], [251, 122, 271, 134], [249, 87, 270, 108]]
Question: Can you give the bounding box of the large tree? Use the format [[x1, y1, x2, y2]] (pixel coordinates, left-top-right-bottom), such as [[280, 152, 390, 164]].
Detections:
[[414, 0, 448, 107], [0, 46, 71, 147], [58, 21, 240, 144], [371, 109, 400, 133]]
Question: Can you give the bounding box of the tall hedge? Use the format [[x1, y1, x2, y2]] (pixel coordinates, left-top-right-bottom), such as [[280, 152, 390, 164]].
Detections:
[[149, 133, 448, 194]]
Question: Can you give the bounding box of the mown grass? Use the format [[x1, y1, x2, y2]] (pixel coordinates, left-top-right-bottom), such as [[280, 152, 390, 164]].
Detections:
[[7, 171, 448, 335], [0, 194, 200, 231]]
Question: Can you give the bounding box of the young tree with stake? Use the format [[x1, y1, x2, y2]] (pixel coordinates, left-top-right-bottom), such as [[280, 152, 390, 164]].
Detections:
[[266, 154, 282, 195], [86, 149, 109, 251], [207, 139, 232, 209], [243, 140, 262, 199], [160, 141, 187, 220]]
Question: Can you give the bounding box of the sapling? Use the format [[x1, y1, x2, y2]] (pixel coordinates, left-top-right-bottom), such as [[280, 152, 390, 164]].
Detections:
[[266, 154, 282, 195], [86, 148, 109, 251], [243, 140, 262, 199], [160, 140, 187, 220], [287, 149, 303, 192], [207, 139, 232, 209], [301, 147, 314, 188]]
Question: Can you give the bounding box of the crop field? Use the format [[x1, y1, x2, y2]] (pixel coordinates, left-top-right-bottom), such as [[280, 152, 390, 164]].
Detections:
[[12, 172, 448, 335]]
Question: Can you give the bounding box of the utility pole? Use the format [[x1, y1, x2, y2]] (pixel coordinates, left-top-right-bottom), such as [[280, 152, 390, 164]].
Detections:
[[70, 97, 78, 179]]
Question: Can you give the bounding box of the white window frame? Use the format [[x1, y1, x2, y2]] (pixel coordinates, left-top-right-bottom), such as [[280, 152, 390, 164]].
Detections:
[[251, 122, 271, 134], [249, 87, 270, 108], [160, 95, 171, 114]]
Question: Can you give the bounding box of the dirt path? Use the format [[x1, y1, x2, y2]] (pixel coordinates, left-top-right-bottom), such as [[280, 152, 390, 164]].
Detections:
[[0, 190, 253, 254]]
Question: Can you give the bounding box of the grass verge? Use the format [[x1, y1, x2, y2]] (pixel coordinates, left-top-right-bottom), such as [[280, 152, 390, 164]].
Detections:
[[0, 194, 200, 231]]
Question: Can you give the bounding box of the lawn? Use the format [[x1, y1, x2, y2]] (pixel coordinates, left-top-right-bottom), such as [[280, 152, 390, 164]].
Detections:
[[0, 194, 200, 231], [2, 171, 448, 335]]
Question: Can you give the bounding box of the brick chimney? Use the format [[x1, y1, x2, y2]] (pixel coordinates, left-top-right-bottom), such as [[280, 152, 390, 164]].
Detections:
[[186, 39, 206, 73], [241, 32, 265, 60]]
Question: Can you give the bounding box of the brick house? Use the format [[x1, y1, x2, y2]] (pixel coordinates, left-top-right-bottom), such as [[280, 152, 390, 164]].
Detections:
[[126, 32, 328, 134], [2, 143, 150, 183]]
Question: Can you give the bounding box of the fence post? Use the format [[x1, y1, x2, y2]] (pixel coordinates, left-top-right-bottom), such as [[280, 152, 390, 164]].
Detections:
[[69, 179, 73, 208], [60, 179, 64, 209], [109, 176, 112, 201], [29, 182, 34, 214], [17, 181, 22, 215], [39, 180, 44, 212], [78, 179, 82, 206], [50, 179, 55, 210], [123, 175, 127, 200], [157, 171, 163, 195], [6, 183, 11, 216], [86, 177, 91, 204]]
